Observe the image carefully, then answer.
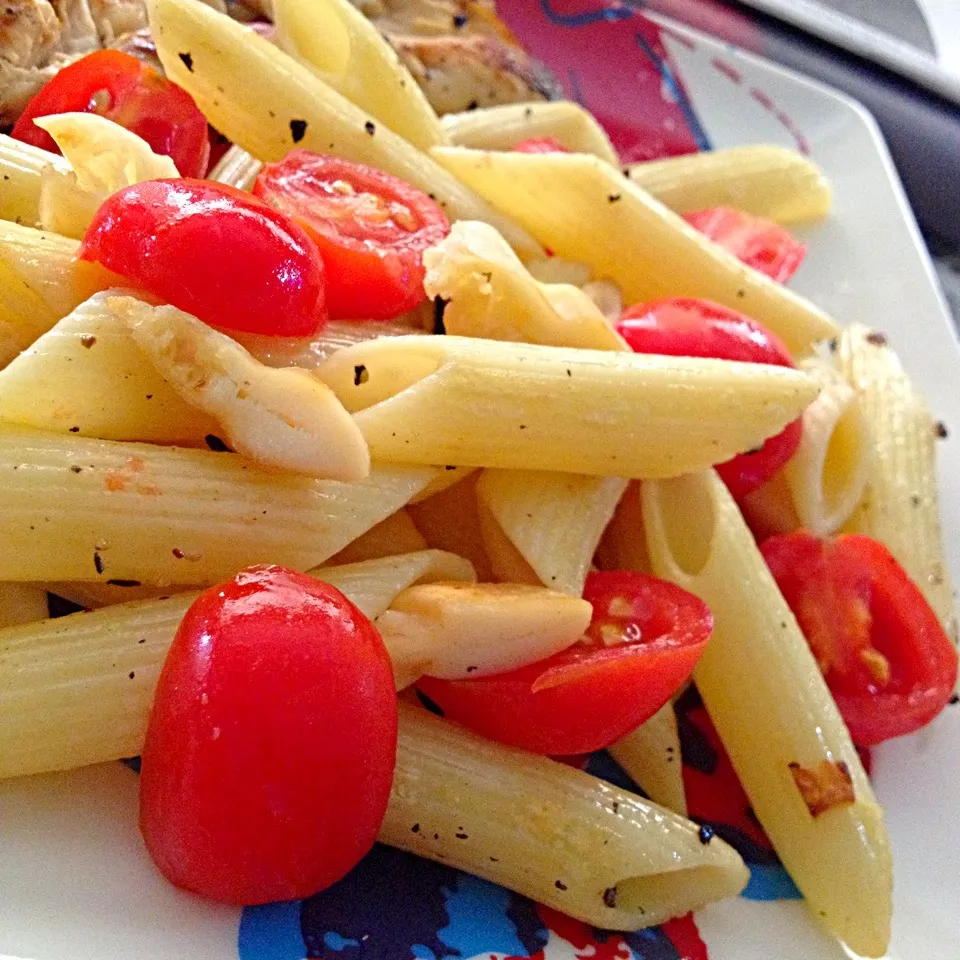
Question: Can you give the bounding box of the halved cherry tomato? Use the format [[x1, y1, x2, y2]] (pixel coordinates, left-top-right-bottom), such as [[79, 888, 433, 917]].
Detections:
[[761, 531, 959, 745], [139, 565, 398, 905], [417, 571, 712, 755], [512, 136, 571, 154], [616, 297, 802, 498], [79, 179, 327, 336], [253, 151, 449, 321], [12, 50, 210, 178], [684, 207, 806, 284]]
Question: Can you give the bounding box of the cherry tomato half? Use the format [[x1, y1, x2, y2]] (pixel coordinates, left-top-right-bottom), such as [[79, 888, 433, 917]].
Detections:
[[417, 571, 712, 755], [140, 565, 398, 904], [12, 50, 210, 178], [684, 207, 806, 284], [79, 179, 327, 336], [761, 531, 959, 745], [254, 151, 450, 321], [616, 297, 803, 498], [512, 136, 571, 154]]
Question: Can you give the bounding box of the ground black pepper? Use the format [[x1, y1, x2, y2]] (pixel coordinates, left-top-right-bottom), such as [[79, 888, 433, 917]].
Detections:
[[289, 119, 308, 143], [178, 52, 194, 72]]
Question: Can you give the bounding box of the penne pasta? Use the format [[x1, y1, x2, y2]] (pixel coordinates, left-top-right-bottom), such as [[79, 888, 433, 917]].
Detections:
[[839, 325, 958, 641], [441, 101, 618, 164], [0, 133, 69, 229], [642, 470, 891, 957], [476, 469, 628, 596], [625, 145, 832, 224], [326, 508, 428, 565], [0, 425, 436, 584], [609, 702, 687, 817], [382, 703, 749, 931], [476, 494, 541, 586], [147, 0, 542, 258], [208, 144, 263, 191], [594, 480, 652, 574], [430, 148, 838, 355], [317, 334, 820, 478], [0, 583, 49, 628], [737, 470, 801, 541], [272, 0, 446, 150]]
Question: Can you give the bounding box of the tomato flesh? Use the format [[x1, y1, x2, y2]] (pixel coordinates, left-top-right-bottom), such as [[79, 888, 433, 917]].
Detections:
[[254, 151, 449, 321], [616, 297, 802, 498], [12, 50, 210, 178], [512, 136, 571, 154], [139, 565, 398, 904], [417, 571, 712, 755], [761, 532, 959, 745], [79, 179, 327, 336], [684, 207, 806, 284]]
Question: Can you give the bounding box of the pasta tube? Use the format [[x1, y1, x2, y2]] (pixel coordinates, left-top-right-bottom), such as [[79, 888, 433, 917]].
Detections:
[[327, 508, 427, 565], [208, 145, 262, 190], [441, 101, 618, 164], [430, 148, 837, 355], [625, 145, 832, 224], [0, 132, 69, 228], [382, 703, 749, 930], [0, 425, 436, 584], [147, 0, 542, 259], [0, 584, 49, 628], [317, 334, 820, 477], [595, 481, 652, 574], [839, 325, 958, 640], [642, 470, 891, 957], [477, 469, 628, 596]]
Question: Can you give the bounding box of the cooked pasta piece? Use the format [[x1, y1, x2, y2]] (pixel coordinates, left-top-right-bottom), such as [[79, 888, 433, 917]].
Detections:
[[377, 581, 591, 686], [625, 145, 832, 224], [317, 334, 819, 477], [594, 481, 652, 574], [430, 148, 837, 355], [327, 508, 428, 565], [609, 702, 686, 817], [382, 703, 749, 930], [0, 133, 69, 228], [0, 425, 436, 583], [423, 220, 626, 350], [0, 584, 49, 628], [525, 257, 592, 288], [441, 101, 618, 164], [475, 494, 540, 585], [147, 0, 542, 259], [208, 145, 262, 190], [272, 0, 446, 150], [737, 471, 801, 541], [0, 550, 474, 777], [476, 469, 627, 596], [581, 279, 623, 323], [642, 470, 891, 958], [839, 325, 958, 641]]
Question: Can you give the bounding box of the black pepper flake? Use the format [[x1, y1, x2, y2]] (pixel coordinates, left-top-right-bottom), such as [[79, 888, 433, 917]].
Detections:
[[949, 693, 959, 706], [145, 394, 153, 400], [172, 548, 185, 559], [128, 671, 136, 680], [433, 833, 440, 840], [865, 330, 888, 346], [453, 12, 468, 28], [455, 831, 469, 840], [353, 364, 369, 386], [289, 119, 308, 143], [205, 434, 230, 452], [698, 824, 714, 844], [411, 823, 420, 833], [518, 424, 527, 430], [69, 426, 80, 433], [827, 337, 838, 353], [736, 289, 745, 298], [745, 445, 764, 455], [70, 465, 82, 473], [93, 552, 104, 575], [611, 801, 619, 813], [444, 465, 457, 471], [466, 100, 479, 111], [936, 421, 949, 439], [489, 856, 499, 863], [911, 494, 921, 507], [433, 295, 448, 335], [608, 193, 622, 203], [364, 120, 376, 135], [178, 51, 194, 72], [566, 369, 572, 377], [602, 887, 618, 908], [107, 579, 142, 587], [80, 334, 97, 349], [466, 665, 478, 673], [554, 880, 568, 891], [138, 638, 146, 644]]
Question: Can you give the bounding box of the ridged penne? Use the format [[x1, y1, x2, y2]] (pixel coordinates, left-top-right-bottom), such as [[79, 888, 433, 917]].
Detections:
[[382, 703, 749, 931], [642, 470, 891, 958], [476, 469, 627, 596], [839, 325, 958, 640], [441, 102, 618, 164], [147, 0, 542, 258], [625, 145, 832, 224], [0, 584, 49, 628], [317, 334, 819, 477], [476, 494, 541, 585], [430, 148, 837, 355], [208, 145, 262, 190], [272, 0, 445, 150], [0, 133, 69, 228], [609, 702, 687, 817], [326, 508, 428, 565], [0, 425, 436, 583]]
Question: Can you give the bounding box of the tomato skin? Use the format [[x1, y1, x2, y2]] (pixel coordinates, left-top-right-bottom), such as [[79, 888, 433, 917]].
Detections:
[[79, 179, 327, 336], [761, 532, 959, 745], [512, 136, 571, 154], [11, 50, 210, 178], [417, 571, 711, 755], [684, 207, 806, 284], [139, 565, 398, 905], [254, 152, 449, 321], [616, 297, 803, 498]]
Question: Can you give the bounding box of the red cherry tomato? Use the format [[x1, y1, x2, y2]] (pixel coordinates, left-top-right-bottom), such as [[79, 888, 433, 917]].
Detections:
[[139, 565, 398, 904], [417, 571, 712, 755], [12, 50, 210, 178], [761, 532, 959, 745], [253, 151, 450, 321], [616, 297, 803, 498], [512, 136, 571, 154], [684, 207, 806, 284], [79, 179, 327, 336]]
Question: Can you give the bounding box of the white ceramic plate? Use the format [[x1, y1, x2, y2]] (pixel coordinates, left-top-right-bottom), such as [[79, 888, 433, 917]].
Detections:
[[1, 8, 958, 960]]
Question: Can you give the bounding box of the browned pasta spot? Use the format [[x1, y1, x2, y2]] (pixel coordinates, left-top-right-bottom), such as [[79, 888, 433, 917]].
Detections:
[[789, 759, 855, 817]]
